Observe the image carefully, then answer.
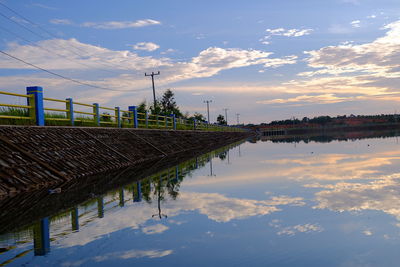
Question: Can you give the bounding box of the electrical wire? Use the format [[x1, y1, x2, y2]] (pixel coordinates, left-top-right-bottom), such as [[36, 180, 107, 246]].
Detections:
[[0, 25, 121, 75], [0, 49, 133, 92], [0, 4, 126, 72]]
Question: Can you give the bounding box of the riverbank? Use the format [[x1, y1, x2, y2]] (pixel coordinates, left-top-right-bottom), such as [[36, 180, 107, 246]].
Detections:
[[0, 126, 252, 197]]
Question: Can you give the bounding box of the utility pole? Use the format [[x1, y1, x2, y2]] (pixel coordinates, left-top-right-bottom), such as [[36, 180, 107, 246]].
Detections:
[[204, 100, 212, 125], [236, 113, 240, 125], [145, 71, 160, 111], [223, 108, 229, 125]]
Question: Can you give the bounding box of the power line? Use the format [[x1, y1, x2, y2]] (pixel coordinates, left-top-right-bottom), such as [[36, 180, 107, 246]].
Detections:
[[0, 25, 119, 75], [0, 4, 126, 72], [0, 49, 131, 92]]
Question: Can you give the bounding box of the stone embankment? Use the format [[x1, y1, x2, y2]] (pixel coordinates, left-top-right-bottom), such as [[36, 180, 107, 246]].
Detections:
[[0, 126, 251, 196]]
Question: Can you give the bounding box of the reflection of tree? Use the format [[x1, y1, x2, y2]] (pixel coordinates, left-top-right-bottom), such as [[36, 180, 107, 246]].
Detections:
[[152, 176, 167, 219], [218, 152, 227, 161]]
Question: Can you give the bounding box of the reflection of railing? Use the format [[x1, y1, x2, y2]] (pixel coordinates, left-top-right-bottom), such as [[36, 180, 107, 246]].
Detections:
[[0, 140, 243, 262], [0, 86, 244, 132]]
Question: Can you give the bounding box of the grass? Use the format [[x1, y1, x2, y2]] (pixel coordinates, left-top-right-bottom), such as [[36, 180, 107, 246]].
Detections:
[[0, 107, 243, 131]]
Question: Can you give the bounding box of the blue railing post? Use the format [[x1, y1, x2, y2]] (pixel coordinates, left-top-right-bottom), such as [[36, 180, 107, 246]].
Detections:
[[33, 217, 50, 256], [193, 119, 197, 130], [129, 106, 138, 128], [115, 107, 121, 128], [145, 111, 149, 128], [93, 103, 100, 126], [26, 86, 44, 126], [66, 98, 74, 126], [172, 114, 176, 130]]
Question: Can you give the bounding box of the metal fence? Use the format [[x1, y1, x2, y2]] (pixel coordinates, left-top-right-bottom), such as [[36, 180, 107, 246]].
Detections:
[[0, 86, 243, 132]]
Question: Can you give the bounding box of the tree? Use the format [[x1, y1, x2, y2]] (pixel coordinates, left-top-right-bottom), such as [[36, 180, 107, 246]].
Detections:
[[160, 89, 182, 117], [217, 114, 226, 125], [149, 100, 162, 115], [137, 101, 147, 113], [192, 112, 206, 122]]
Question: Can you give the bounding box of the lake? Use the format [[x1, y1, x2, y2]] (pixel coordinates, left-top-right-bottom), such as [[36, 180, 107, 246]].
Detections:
[[1, 131, 400, 266]]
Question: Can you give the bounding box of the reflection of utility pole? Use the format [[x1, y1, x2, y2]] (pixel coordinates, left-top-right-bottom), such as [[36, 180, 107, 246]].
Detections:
[[119, 188, 124, 207], [204, 100, 212, 125], [223, 108, 229, 125], [71, 207, 79, 231], [134, 182, 142, 202], [152, 176, 167, 219], [236, 113, 240, 124], [145, 71, 160, 111], [208, 154, 216, 177], [227, 150, 230, 164], [97, 197, 104, 218], [238, 145, 242, 157]]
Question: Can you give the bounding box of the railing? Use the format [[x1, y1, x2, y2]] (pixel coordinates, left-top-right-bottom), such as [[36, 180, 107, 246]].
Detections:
[[0, 86, 244, 132]]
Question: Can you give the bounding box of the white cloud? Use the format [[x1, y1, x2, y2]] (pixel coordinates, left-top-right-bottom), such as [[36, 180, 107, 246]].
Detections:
[[277, 224, 323, 236], [328, 24, 353, 34], [350, 20, 361, 28], [62, 249, 173, 266], [50, 19, 73, 25], [260, 27, 313, 45], [313, 173, 400, 223], [132, 42, 160, 51], [265, 28, 313, 37], [142, 224, 169, 235], [256, 94, 349, 105], [160, 48, 177, 55], [81, 19, 161, 29], [367, 15, 377, 19]]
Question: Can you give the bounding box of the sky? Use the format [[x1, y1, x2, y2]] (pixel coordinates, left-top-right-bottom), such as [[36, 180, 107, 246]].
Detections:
[[0, 0, 399, 124]]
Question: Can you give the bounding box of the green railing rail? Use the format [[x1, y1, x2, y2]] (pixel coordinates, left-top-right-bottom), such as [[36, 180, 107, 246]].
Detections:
[[0, 87, 244, 132]]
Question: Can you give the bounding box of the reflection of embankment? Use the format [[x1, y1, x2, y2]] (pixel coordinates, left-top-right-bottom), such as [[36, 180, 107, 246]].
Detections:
[[0, 126, 252, 197], [261, 129, 400, 143], [0, 141, 243, 236]]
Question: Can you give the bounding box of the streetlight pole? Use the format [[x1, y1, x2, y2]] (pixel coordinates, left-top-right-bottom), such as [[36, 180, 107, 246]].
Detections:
[[145, 71, 160, 111], [223, 108, 228, 125], [204, 100, 212, 125], [236, 113, 240, 124]]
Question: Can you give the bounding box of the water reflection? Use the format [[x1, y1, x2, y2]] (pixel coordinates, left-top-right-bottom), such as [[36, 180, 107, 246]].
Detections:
[[2, 131, 400, 266], [0, 141, 243, 264]]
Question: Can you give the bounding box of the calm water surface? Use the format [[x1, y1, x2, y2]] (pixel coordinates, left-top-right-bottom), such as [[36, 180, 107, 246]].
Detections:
[[2, 134, 400, 266]]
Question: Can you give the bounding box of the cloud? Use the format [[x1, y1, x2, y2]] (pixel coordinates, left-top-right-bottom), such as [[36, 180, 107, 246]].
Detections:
[[62, 249, 173, 266], [328, 24, 353, 34], [81, 19, 161, 29], [350, 20, 361, 28], [260, 28, 313, 45], [31, 3, 58, 10], [256, 93, 349, 105], [304, 20, 400, 78], [268, 220, 323, 236], [259, 19, 400, 106], [160, 48, 177, 55], [312, 173, 400, 222], [132, 42, 160, 51], [50, 19, 73, 25], [142, 224, 169, 234], [265, 28, 313, 37], [277, 224, 323, 236]]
